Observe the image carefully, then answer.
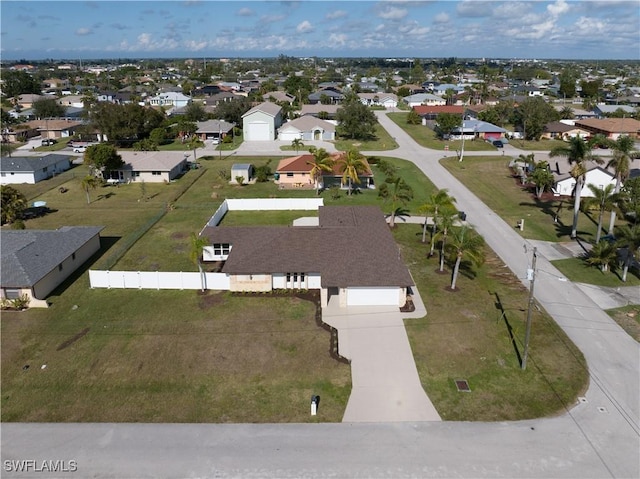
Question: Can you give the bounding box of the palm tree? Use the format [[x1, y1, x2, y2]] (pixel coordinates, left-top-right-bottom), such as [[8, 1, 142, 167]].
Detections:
[[189, 232, 209, 292], [585, 240, 617, 273], [516, 153, 535, 185], [187, 135, 204, 162], [377, 176, 413, 227], [80, 175, 100, 205], [615, 224, 640, 282], [582, 183, 621, 244], [433, 206, 459, 273], [291, 138, 304, 153], [549, 137, 602, 239], [530, 160, 555, 198], [418, 189, 456, 256], [339, 149, 368, 196], [306, 148, 334, 195], [445, 226, 485, 290], [606, 135, 636, 232]]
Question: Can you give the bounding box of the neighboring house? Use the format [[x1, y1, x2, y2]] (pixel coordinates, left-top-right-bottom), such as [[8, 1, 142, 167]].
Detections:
[[57, 95, 85, 108], [357, 93, 398, 108], [203, 92, 238, 110], [147, 92, 191, 109], [1, 154, 73, 185], [105, 151, 187, 183], [433, 84, 465, 96], [277, 116, 336, 142], [298, 104, 340, 119], [593, 104, 636, 118], [241, 102, 283, 141], [514, 85, 544, 97], [541, 121, 589, 140], [276, 152, 374, 190], [575, 118, 640, 140], [412, 105, 464, 123], [1, 226, 103, 307], [200, 205, 414, 308], [308, 88, 344, 105], [450, 119, 506, 141], [195, 119, 235, 141], [231, 164, 253, 185], [403, 93, 446, 107], [553, 166, 617, 197], [262, 91, 296, 104], [1, 123, 40, 142], [38, 119, 83, 140], [10, 94, 46, 109]]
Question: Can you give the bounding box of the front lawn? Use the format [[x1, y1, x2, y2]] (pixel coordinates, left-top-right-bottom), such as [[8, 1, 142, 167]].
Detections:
[[551, 257, 640, 286], [606, 305, 640, 342]]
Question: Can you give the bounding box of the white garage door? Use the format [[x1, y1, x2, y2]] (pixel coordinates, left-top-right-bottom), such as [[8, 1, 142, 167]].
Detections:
[[347, 287, 400, 306], [278, 130, 301, 142], [249, 122, 270, 141]]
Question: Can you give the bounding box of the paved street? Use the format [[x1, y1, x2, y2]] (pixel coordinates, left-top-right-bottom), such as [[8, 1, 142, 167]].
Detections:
[[2, 112, 638, 478]]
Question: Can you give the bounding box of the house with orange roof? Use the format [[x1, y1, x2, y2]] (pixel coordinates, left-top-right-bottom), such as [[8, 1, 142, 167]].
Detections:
[[575, 118, 640, 140], [276, 152, 374, 191]]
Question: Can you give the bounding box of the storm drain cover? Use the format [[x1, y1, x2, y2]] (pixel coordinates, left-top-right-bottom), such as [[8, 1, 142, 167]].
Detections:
[[455, 379, 471, 392]]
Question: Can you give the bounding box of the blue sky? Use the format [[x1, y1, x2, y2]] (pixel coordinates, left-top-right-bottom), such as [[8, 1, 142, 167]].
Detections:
[[1, 1, 638, 60]]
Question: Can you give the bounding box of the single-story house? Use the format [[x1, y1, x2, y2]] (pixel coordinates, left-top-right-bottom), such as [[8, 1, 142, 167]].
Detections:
[[231, 164, 253, 185], [450, 119, 506, 141], [357, 93, 398, 109], [277, 116, 336, 142], [9, 94, 46, 109], [593, 104, 636, 118], [241, 102, 283, 141], [541, 121, 590, 140], [276, 152, 374, 190], [403, 93, 446, 107], [1, 226, 104, 307], [554, 167, 618, 197], [298, 104, 340, 119], [195, 119, 235, 141], [200, 205, 414, 308], [308, 88, 344, 105], [148, 92, 191, 109], [1, 154, 73, 185], [38, 119, 83, 140], [262, 91, 296, 104], [575, 118, 640, 140], [105, 151, 187, 183], [413, 105, 464, 123]]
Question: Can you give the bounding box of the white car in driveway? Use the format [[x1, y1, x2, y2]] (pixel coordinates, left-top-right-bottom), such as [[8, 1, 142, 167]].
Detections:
[[73, 146, 87, 153]]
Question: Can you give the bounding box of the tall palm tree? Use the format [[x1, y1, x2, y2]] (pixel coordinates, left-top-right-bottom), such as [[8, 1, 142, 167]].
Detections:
[[291, 138, 304, 153], [187, 135, 204, 162], [433, 205, 459, 273], [306, 148, 334, 195], [377, 176, 413, 227], [80, 175, 100, 205], [445, 226, 485, 290], [339, 149, 368, 196], [549, 136, 602, 239], [615, 224, 640, 282], [582, 183, 621, 243], [606, 135, 636, 232], [530, 160, 555, 198], [585, 240, 617, 273], [418, 189, 456, 255], [189, 232, 209, 292]]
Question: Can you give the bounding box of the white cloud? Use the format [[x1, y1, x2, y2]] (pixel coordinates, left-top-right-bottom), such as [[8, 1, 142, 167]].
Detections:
[[378, 6, 408, 20], [547, 0, 570, 17], [237, 7, 253, 17], [328, 33, 347, 47], [456, 1, 493, 18], [261, 14, 285, 24], [433, 12, 449, 24], [326, 10, 347, 20], [75, 27, 92, 36], [296, 20, 313, 33]]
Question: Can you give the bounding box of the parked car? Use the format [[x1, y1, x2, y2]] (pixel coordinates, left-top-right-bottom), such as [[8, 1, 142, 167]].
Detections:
[[493, 140, 504, 148], [73, 146, 87, 153], [41, 139, 57, 146]]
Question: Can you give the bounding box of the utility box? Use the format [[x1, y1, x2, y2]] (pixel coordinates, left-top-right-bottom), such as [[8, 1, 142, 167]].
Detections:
[[311, 395, 320, 416]]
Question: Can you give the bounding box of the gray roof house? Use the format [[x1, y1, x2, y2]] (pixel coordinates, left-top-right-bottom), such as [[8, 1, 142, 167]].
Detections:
[[1, 226, 103, 307], [1, 154, 73, 185], [277, 116, 336, 142], [241, 102, 283, 141], [195, 119, 236, 141], [200, 205, 414, 308]]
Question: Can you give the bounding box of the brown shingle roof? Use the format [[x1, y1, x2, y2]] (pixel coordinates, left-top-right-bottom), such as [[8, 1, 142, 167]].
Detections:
[[201, 206, 413, 288], [413, 105, 464, 116], [276, 153, 373, 177]]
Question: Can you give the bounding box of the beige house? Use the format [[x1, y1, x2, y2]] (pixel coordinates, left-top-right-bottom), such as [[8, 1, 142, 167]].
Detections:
[[575, 118, 640, 140], [1, 226, 103, 307], [276, 152, 374, 190], [108, 151, 188, 183]]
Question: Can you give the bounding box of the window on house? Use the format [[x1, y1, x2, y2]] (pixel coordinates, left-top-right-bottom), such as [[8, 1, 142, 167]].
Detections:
[[58, 264, 63, 272], [213, 243, 231, 255], [152, 171, 161, 176], [286, 273, 291, 282], [300, 273, 305, 281], [5, 289, 21, 299], [42, 166, 48, 172], [287, 172, 294, 177], [132, 171, 140, 177], [293, 273, 298, 282]]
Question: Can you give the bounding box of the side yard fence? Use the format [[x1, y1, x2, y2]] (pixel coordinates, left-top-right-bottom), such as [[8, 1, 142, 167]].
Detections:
[[89, 270, 230, 290]]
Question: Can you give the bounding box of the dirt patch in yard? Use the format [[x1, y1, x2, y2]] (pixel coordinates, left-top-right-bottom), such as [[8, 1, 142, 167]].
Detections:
[[57, 328, 90, 351]]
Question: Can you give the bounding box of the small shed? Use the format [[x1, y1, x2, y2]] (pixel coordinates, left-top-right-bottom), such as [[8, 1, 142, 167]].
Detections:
[[231, 164, 253, 185]]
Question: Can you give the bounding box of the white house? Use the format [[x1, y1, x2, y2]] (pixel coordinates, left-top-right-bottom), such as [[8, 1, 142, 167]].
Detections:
[[554, 167, 618, 197], [241, 102, 283, 141], [147, 92, 191, 109], [0, 154, 73, 185], [357, 93, 398, 108], [106, 151, 188, 184], [402, 93, 446, 107], [277, 116, 336, 142]]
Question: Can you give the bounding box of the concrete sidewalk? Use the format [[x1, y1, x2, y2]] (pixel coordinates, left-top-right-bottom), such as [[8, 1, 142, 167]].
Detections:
[[322, 288, 441, 422]]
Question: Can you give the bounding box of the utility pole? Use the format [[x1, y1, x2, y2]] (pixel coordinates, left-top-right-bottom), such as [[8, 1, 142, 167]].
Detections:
[[522, 246, 537, 370], [459, 119, 465, 162]]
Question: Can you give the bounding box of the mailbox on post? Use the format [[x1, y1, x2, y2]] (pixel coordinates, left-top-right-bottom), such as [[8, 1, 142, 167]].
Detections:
[[311, 395, 320, 416]]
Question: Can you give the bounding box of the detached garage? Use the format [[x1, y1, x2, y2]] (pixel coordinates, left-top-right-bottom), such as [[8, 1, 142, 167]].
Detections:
[[242, 102, 283, 141]]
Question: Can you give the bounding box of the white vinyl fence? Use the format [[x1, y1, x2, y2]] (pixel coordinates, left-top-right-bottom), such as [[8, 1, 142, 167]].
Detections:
[[89, 270, 230, 290]]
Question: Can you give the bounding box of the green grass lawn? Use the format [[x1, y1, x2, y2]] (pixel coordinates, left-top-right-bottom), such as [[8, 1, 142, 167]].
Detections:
[[2, 150, 590, 423], [333, 122, 398, 151], [606, 305, 640, 342], [393, 225, 588, 420], [551, 257, 640, 286]]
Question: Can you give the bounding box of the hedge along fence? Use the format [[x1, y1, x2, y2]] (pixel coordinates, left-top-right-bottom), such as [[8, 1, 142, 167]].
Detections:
[[89, 270, 230, 290], [201, 197, 325, 232]]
